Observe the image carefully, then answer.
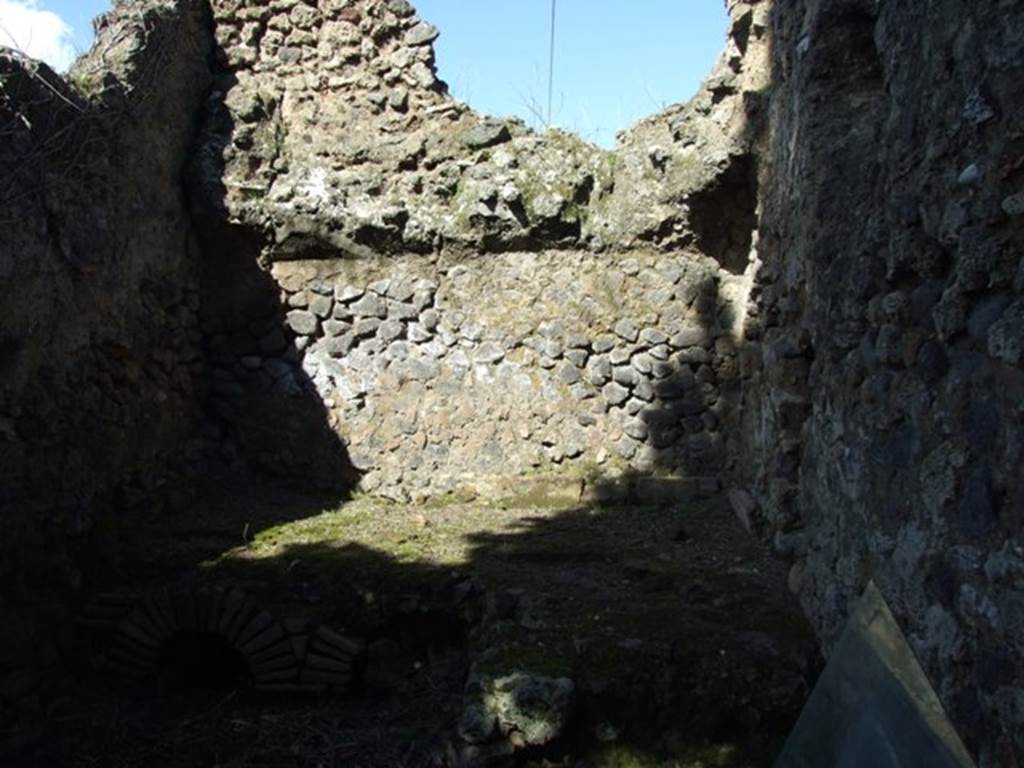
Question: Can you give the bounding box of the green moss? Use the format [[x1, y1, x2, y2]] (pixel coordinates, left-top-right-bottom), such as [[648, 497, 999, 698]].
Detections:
[[491, 481, 582, 511], [421, 485, 480, 509], [479, 641, 574, 679], [584, 742, 741, 768], [250, 506, 373, 550], [66, 68, 105, 98]]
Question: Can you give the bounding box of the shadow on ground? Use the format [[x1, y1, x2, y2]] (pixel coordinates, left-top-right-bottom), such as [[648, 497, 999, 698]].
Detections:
[[33, 471, 820, 768]]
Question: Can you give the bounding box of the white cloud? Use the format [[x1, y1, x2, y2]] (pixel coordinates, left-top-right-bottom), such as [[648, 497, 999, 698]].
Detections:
[[0, 0, 76, 71]]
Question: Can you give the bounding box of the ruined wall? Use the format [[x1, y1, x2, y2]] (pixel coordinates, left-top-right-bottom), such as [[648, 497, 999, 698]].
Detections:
[[4, 0, 1021, 761], [191, 0, 770, 498], [0, 0, 212, 697], [740, 0, 1024, 760]]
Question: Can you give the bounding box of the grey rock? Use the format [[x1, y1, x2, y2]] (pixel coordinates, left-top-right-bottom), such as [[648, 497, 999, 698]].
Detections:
[[670, 327, 711, 349], [323, 319, 351, 337], [407, 322, 433, 343], [488, 674, 574, 746], [1001, 193, 1024, 217], [336, 285, 364, 303], [411, 289, 433, 311], [586, 355, 612, 386], [564, 431, 586, 458], [386, 281, 416, 303], [538, 320, 564, 340], [639, 327, 669, 346], [368, 279, 391, 296], [309, 293, 333, 318], [610, 346, 632, 365], [592, 335, 616, 353], [389, 88, 409, 112], [385, 341, 413, 362], [632, 352, 653, 374], [406, 21, 439, 46], [614, 319, 639, 342], [387, 0, 415, 17], [414, 278, 439, 296], [308, 279, 333, 296], [351, 293, 386, 318], [957, 163, 982, 186], [677, 347, 711, 365], [565, 348, 589, 368], [378, 319, 405, 342], [404, 357, 441, 381], [541, 338, 563, 359], [387, 300, 419, 321], [557, 362, 581, 385], [325, 334, 356, 358], [420, 308, 440, 331], [531, 191, 565, 219], [933, 290, 967, 341], [648, 344, 670, 361], [624, 418, 649, 441], [360, 338, 385, 356], [461, 322, 485, 342], [634, 378, 655, 402], [565, 333, 590, 349], [651, 360, 674, 379], [615, 436, 637, 459], [423, 340, 447, 358], [464, 121, 512, 150], [286, 309, 319, 336], [353, 318, 381, 337], [279, 46, 301, 64], [612, 365, 639, 387], [459, 700, 497, 745], [624, 397, 645, 416], [621, 258, 640, 276], [602, 382, 630, 406], [570, 383, 596, 400], [988, 301, 1024, 366], [915, 340, 949, 387], [967, 294, 1012, 341], [475, 342, 505, 364], [963, 90, 996, 124]]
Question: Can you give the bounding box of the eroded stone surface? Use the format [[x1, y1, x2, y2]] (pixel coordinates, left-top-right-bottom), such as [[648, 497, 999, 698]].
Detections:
[[197, 250, 740, 497], [2, 0, 1023, 761]]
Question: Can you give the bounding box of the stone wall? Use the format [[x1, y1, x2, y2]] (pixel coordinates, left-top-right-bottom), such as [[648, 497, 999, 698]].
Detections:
[[739, 0, 1024, 760], [236, 250, 736, 499], [4, 0, 1022, 762], [190, 0, 769, 498], [0, 0, 212, 706]]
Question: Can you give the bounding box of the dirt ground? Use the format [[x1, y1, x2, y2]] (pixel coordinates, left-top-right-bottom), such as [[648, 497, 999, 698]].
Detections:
[[27, 475, 819, 768]]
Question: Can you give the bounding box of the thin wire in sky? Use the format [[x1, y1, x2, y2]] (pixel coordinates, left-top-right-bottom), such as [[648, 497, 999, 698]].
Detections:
[[547, 0, 556, 126]]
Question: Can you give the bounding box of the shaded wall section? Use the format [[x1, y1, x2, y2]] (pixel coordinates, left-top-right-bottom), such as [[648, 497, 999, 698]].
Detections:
[[0, 0, 214, 671], [738, 0, 1024, 760]]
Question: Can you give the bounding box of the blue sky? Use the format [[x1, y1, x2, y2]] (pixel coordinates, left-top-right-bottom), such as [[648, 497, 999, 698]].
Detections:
[[2, 0, 728, 147]]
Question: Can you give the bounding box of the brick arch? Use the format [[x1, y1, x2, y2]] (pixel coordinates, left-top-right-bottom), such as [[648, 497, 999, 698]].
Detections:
[[100, 585, 362, 693]]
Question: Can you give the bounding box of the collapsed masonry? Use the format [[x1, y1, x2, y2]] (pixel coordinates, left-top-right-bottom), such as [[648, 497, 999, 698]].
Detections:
[[1, 0, 1022, 761]]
